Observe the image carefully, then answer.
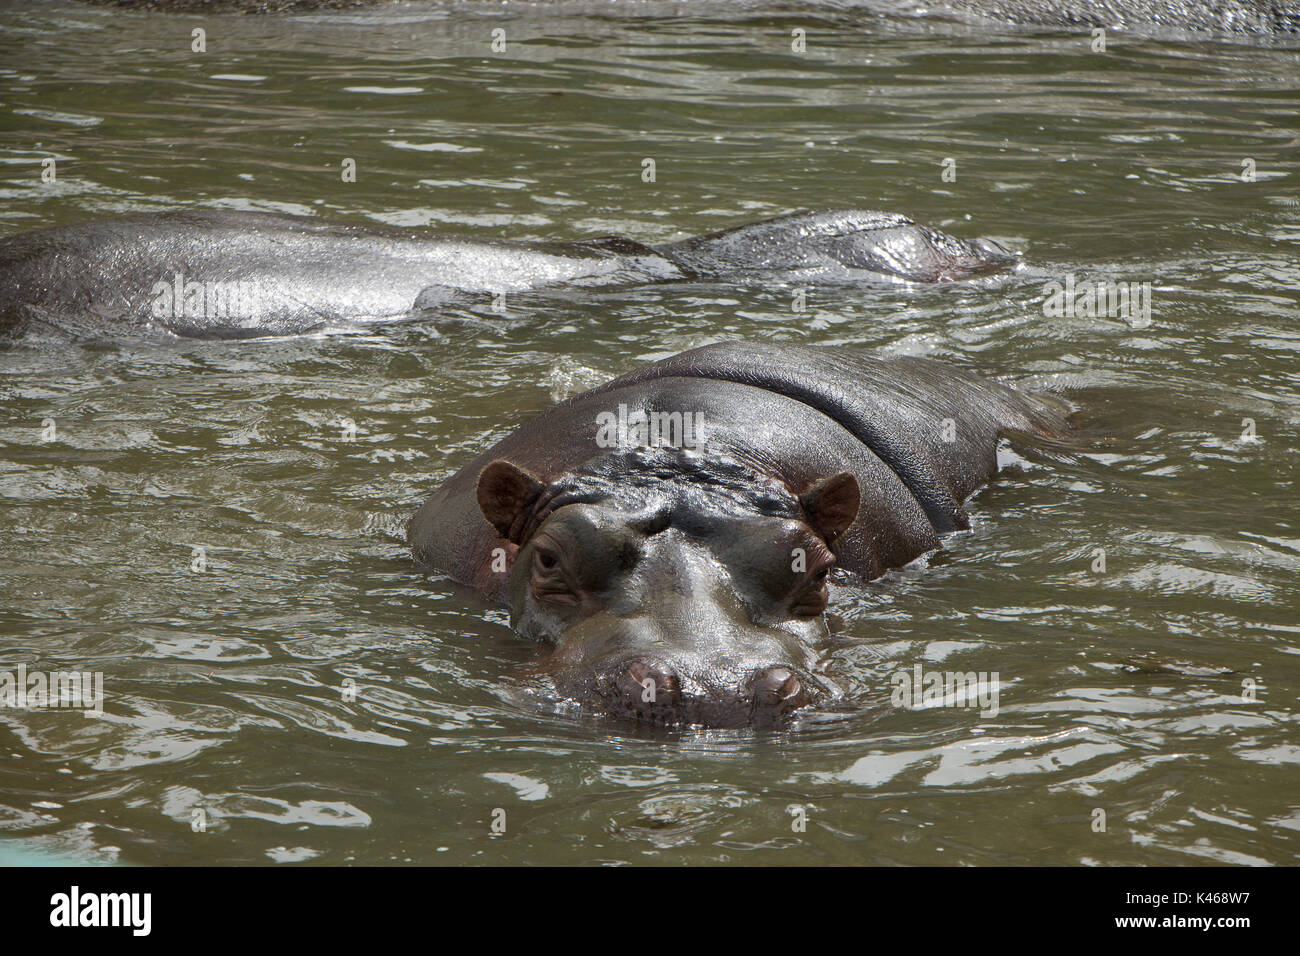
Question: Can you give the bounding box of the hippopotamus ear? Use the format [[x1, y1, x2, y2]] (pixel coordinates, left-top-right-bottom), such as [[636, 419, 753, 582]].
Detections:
[[476, 459, 545, 543], [798, 472, 860, 543]]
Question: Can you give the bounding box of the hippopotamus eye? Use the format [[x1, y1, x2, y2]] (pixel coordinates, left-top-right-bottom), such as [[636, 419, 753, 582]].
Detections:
[[791, 562, 833, 617], [530, 541, 579, 606]]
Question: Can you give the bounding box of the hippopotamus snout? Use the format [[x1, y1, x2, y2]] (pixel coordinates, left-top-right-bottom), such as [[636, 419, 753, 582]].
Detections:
[[544, 606, 827, 729], [591, 656, 813, 729]]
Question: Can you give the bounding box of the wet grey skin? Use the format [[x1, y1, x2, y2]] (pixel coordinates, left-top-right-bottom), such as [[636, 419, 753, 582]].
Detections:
[[408, 340, 1071, 730], [0, 208, 1015, 340]]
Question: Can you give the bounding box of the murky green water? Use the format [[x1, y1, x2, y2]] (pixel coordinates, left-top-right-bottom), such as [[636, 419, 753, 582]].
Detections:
[[1, 1, 1297, 865]]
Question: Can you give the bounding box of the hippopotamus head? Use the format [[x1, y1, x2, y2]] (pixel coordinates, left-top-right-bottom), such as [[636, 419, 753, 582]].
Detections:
[[474, 448, 859, 728], [661, 209, 1018, 283], [817, 212, 1018, 282]]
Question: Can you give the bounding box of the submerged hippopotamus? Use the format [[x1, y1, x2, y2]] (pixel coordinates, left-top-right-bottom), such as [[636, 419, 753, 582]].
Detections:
[[409, 340, 1070, 729], [0, 208, 1013, 339]]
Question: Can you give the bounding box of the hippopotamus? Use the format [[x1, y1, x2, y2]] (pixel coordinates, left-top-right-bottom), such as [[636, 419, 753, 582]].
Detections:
[[0, 208, 1016, 339], [408, 340, 1070, 729]]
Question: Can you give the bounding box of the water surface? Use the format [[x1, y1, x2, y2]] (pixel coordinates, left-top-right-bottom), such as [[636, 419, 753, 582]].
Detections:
[[0, 0, 1297, 865]]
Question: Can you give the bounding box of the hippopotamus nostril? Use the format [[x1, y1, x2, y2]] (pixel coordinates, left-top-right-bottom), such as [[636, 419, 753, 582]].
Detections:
[[749, 666, 809, 712], [616, 659, 681, 712]]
